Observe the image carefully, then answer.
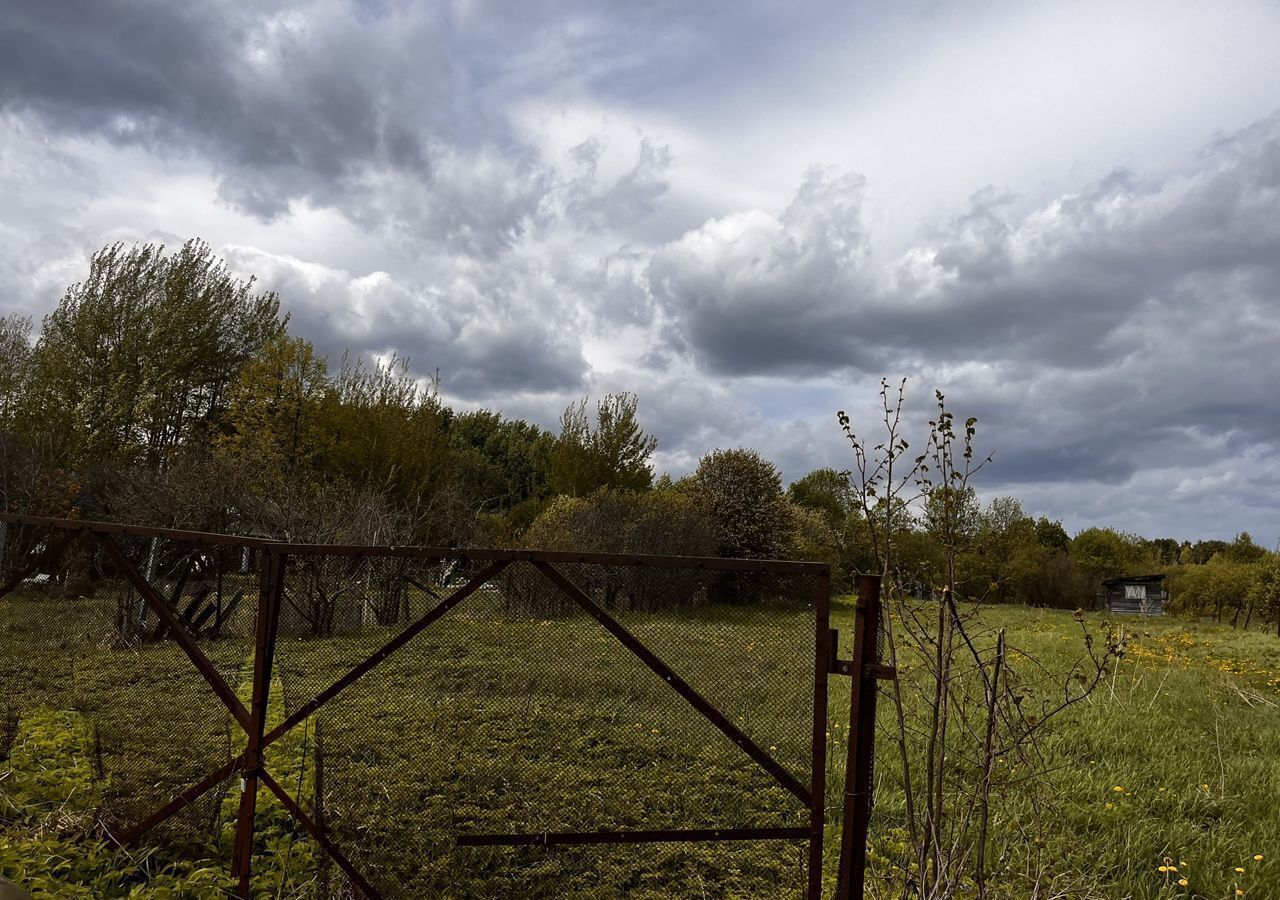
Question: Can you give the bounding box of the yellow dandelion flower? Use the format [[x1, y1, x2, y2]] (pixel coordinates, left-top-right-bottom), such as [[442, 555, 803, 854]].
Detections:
[[1104, 802, 1113, 810], [1113, 785, 1124, 793], [1158, 865, 1168, 873], [1178, 879, 1188, 887], [1235, 867, 1246, 873], [1236, 890, 1244, 897], [1254, 855, 1264, 861]]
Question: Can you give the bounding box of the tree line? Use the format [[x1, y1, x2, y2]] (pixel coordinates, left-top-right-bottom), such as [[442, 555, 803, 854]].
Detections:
[[1, 240, 1274, 617]]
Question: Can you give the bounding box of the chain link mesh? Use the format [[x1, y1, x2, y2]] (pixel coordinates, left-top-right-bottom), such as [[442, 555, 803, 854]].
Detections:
[[2, 520, 841, 898], [0, 521, 258, 860], [267, 552, 821, 898]]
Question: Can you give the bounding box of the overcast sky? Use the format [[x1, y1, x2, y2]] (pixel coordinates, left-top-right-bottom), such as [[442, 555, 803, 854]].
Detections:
[[3, 0, 1280, 541]]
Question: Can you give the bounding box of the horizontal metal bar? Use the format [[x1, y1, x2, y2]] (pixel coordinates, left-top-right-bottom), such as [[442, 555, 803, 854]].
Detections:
[[0, 512, 274, 548], [269, 543, 828, 575], [830, 659, 897, 680], [0, 512, 830, 574], [457, 827, 810, 847], [0, 525, 84, 602]]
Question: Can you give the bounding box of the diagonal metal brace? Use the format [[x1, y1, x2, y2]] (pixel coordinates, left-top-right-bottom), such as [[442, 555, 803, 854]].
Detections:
[[260, 558, 510, 750], [259, 768, 382, 900], [95, 532, 252, 732]]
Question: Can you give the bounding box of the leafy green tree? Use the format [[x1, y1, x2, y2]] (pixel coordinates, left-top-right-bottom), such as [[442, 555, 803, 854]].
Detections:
[[0, 314, 32, 429], [1246, 552, 1280, 635], [786, 501, 843, 571], [1070, 527, 1145, 606], [1185, 539, 1230, 565], [923, 485, 981, 549], [20, 240, 281, 471], [449, 409, 554, 512], [1034, 517, 1070, 554], [1142, 537, 1181, 565], [1225, 531, 1267, 564], [787, 468, 855, 525], [323, 355, 449, 491], [1166, 554, 1256, 622], [509, 488, 717, 612], [216, 333, 331, 484], [787, 467, 873, 584], [961, 497, 1034, 602], [690, 448, 790, 561], [548, 393, 657, 496]]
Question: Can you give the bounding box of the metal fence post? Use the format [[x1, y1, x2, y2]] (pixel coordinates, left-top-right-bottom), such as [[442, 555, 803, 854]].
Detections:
[[232, 549, 285, 898], [836, 573, 883, 899]]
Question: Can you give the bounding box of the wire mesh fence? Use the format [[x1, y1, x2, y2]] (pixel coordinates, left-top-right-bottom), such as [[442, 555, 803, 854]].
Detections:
[[0, 518, 265, 863], [0, 514, 886, 899]]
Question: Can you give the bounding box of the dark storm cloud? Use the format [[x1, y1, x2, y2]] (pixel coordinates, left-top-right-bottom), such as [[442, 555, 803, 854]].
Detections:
[[0, 1, 448, 219], [638, 112, 1280, 516], [222, 246, 588, 399], [647, 167, 878, 376], [648, 114, 1280, 381]]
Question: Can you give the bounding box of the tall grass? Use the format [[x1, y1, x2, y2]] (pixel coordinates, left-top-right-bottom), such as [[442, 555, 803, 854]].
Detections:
[[2, 588, 1278, 897]]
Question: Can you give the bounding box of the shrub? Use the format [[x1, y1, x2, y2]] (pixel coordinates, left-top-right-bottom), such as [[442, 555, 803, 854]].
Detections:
[[502, 489, 716, 615]]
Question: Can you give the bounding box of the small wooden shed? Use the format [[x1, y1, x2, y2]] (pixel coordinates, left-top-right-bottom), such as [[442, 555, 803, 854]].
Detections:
[[1102, 574, 1167, 615]]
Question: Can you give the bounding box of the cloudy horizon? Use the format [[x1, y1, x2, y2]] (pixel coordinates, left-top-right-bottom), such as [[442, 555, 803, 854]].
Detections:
[[3, 0, 1280, 542]]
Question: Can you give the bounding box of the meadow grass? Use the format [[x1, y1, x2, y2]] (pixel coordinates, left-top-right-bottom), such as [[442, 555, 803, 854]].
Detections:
[[1, 585, 1278, 898]]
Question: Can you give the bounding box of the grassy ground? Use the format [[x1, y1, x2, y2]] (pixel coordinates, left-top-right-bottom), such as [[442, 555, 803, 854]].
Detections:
[[915, 603, 1279, 900], [2, 583, 1279, 898]]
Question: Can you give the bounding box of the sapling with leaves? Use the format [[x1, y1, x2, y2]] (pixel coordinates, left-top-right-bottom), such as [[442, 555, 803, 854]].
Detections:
[[840, 379, 1126, 899]]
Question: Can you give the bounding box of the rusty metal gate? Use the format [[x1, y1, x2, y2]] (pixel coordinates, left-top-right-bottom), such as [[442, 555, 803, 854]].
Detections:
[[0, 513, 887, 898]]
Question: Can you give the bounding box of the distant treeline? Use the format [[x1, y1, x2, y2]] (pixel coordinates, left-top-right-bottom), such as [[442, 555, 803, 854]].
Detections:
[[1, 240, 1275, 617]]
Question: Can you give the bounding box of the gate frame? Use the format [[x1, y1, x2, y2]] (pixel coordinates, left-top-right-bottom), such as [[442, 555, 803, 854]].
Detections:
[[0, 513, 889, 898]]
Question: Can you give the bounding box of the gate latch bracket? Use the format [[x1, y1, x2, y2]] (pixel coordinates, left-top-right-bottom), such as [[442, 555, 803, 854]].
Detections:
[[827, 628, 897, 680]]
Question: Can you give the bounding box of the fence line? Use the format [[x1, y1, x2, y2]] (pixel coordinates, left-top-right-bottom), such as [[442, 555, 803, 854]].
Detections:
[[0, 512, 887, 899]]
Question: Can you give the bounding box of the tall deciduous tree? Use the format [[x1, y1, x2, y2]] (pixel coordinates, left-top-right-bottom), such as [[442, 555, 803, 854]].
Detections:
[[0, 314, 32, 428], [787, 467, 873, 584], [1246, 552, 1280, 635], [313, 355, 474, 544], [449, 409, 554, 511], [216, 333, 331, 483], [691, 448, 790, 560], [787, 467, 856, 526], [548, 393, 657, 496], [1071, 527, 1144, 606], [20, 240, 281, 471]]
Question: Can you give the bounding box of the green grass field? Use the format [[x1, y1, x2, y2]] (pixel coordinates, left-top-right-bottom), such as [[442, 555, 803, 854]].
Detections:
[[2, 582, 1279, 899]]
